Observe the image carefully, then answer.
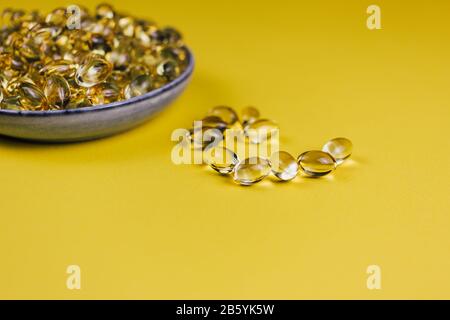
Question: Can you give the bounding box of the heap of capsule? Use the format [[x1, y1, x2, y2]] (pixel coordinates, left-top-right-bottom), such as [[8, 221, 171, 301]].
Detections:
[[181, 106, 353, 186], [0, 4, 188, 111]]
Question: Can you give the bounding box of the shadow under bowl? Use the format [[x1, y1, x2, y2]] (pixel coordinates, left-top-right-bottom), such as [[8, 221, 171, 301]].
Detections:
[[0, 47, 195, 143]]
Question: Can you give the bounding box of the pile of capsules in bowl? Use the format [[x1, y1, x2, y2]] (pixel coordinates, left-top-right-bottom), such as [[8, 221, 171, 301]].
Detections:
[[180, 106, 353, 186], [0, 4, 188, 111]]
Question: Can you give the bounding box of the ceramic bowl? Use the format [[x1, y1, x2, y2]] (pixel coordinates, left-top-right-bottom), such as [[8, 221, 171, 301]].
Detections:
[[0, 47, 194, 142]]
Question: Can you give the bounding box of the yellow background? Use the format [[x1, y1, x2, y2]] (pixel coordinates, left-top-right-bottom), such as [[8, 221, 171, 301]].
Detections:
[[0, 0, 449, 299]]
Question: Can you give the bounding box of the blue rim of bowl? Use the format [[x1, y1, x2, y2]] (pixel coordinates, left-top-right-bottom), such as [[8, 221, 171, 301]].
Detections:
[[0, 46, 195, 117]]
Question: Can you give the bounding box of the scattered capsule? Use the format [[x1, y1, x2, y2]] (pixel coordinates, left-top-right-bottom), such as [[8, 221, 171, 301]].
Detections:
[[241, 106, 260, 126], [207, 106, 239, 126], [189, 127, 223, 150], [245, 119, 279, 144], [322, 137, 353, 165], [75, 55, 112, 88], [0, 89, 3, 103], [124, 74, 153, 99], [204, 146, 239, 174], [270, 151, 299, 181], [200, 116, 228, 131], [87, 82, 121, 105], [44, 75, 71, 108], [19, 82, 47, 110], [233, 157, 271, 185], [297, 151, 337, 177]]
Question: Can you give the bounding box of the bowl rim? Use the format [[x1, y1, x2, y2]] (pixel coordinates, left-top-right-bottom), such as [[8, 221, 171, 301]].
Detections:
[[0, 46, 194, 117]]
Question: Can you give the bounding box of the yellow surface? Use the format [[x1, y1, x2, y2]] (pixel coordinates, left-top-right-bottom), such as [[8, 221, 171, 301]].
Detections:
[[1, 0, 449, 299]]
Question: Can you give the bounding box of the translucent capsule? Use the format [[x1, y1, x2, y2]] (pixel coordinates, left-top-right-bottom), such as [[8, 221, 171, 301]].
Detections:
[[189, 127, 223, 151], [241, 106, 260, 126], [39, 60, 78, 78], [105, 50, 131, 70], [161, 27, 183, 45], [75, 55, 113, 88], [156, 59, 180, 82], [204, 146, 239, 174], [200, 116, 228, 131], [96, 4, 115, 20], [0, 96, 22, 110], [233, 157, 271, 185], [0, 89, 3, 103], [66, 87, 90, 109], [21, 39, 41, 61], [118, 17, 135, 37], [207, 106, 239, 126], [124, 74, 153, 99], [245, 119, 279, 144], [87, 82, 121, 105], [322, 137, 353, 165], [270, 151, 299, 181], [44, 75, 71, 108], [297, 151, 337, 177], [45, 8, 67, 27], [19, 82, 47, 110]]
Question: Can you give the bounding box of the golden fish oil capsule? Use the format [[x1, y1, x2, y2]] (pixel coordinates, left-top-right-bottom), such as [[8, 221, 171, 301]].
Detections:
[[322, 137, 353, 164], [270, 151, 299, 181], [39, 60, 78, 78], [241, 106, 260, 126], [0, 96, 22, 110], [204, 146, 239, 174], [245, 119, 279, 144], [233, 157, 271, 185], [96, 3, 115, 19], [44, 74, 71, 108], [87, 82, 121, 105], [67, 87, 90, 109], [124, 74, 153, 99], [0, 89, 3, 103], [45, 8, 66, 27], [75, 55, 113, 88], [156, 59, 180, 81], [189, 127, 223, 150], [200, 116, 228, 131], [207, 106, 239, 126], [297, 151, 336, 177], [19, 82, 47, 110]]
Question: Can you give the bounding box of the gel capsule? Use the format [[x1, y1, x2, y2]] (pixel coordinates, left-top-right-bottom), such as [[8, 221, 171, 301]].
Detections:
[[156, 59, 180, 81], [297, 151, 336, 177], [200, 116, 228, 131], [0, 96, 22, 110], [207, 106, 239, 126], [233, 157, 271, 185], [204, 146, 239, 174], [44, 74, 71, 108], [241, 106, 260, 126], [322, 137, 353, 165], [270, 151, 299, 181], [124, 74, 153, 99], [39, 60, 78, 78], [87, 82, 121, 105], [19, 82, 47, 110], [75, 55, 113, 88], [245, 119, 279, 144], [189, 127, 223, 151]]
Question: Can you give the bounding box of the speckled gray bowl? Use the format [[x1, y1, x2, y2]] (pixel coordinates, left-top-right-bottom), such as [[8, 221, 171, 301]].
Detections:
[[0, 47, 194, 142]]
